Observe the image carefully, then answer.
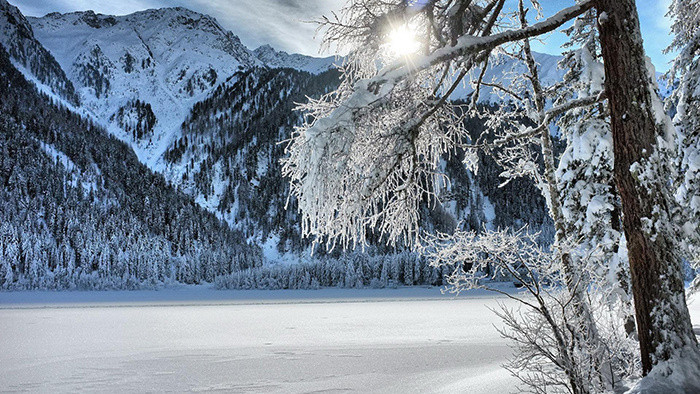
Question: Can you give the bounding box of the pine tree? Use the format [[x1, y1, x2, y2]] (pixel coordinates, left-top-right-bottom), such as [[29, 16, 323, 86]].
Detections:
[[598, 0, 700, 378], [667, 0, 700, 284]]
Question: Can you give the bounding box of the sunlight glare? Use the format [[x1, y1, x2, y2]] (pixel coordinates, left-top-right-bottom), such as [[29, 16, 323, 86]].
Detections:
[[386, 25, 421, 57]]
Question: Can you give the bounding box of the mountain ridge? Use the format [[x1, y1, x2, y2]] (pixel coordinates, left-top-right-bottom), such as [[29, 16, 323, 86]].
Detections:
[[24, 5, 340, 172], [253, 44, 337, 74], [0, 0, 79, 105], [0, 41, 261, 289]]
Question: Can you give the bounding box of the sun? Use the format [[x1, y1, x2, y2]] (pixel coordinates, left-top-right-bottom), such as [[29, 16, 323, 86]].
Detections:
[[386, 24, 421, 57]]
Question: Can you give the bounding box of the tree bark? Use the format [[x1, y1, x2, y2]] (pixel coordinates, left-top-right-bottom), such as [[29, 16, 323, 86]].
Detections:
[[597, 0, 698, 375]]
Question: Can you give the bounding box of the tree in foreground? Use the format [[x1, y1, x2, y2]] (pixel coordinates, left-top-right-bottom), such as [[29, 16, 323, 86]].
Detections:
[[283, 0, 700, 391], [667, 0, 700, 289]]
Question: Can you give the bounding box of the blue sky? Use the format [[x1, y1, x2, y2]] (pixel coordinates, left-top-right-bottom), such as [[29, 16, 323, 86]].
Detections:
[[527, 0, 675, 71], [12, 0, 676, 70]]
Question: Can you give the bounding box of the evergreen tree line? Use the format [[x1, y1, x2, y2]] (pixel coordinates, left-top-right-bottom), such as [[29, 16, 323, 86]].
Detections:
[[214, 251, 461, 290]]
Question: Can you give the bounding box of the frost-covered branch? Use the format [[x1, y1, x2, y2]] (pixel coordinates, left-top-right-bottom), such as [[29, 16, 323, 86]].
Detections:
[[308, 0, 594, 138], [463, 90, 606, 151], [422, 227, 627, 393]]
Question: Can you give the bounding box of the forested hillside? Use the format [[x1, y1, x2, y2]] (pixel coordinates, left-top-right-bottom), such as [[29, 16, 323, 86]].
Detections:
[[164, 68, 341, 252], [164, 67, 554, 255], [0, 44, 261, 289]]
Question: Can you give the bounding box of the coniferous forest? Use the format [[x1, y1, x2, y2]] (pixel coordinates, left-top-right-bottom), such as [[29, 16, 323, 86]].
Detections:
[[0, 45, 262, 289]]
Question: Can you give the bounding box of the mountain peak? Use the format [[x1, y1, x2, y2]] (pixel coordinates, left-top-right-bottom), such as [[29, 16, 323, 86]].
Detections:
[[254, 44, 337, 74], [254, 44, 275, 53], [14, 2, 337, 172], [77, 10, 118, 29], [126, 6, 216, 23], [38, 7, 233, 38], [29, 7, 261, 69]]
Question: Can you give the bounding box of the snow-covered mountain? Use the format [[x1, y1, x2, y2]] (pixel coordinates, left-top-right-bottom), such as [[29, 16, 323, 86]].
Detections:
[[163, 67, 346, 261], [0, 39, 261, 289], [26, 7, 338, 171], [253, 44, 338, 74], [26, 8, 264, 168]]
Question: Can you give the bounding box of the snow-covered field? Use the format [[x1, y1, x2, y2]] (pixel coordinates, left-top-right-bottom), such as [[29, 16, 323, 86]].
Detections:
[[1, 287, 699, 393]]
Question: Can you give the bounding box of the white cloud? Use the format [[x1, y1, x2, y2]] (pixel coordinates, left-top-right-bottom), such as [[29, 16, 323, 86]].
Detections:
[[186, 0, 344, 55]]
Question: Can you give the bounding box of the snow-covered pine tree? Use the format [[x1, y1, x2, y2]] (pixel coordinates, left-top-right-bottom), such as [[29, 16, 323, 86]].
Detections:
[[667, 0, 700, 287], [0, 223, 17, 288], [597, 0, 700, 382], [554, 8, 638, 371]]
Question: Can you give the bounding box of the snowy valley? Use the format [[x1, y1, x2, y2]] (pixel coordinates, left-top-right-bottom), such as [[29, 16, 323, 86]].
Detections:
[[2, 0, 700, 393]]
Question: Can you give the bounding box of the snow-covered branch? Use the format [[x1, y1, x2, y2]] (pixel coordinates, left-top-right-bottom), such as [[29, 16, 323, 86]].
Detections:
[[307, 0, 594, 141], [284, 0, 595, 249], [464, 91, 607, 151]]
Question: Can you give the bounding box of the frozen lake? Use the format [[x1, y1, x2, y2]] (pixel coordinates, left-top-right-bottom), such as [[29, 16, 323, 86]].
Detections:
[[1, 287, 699, 393]]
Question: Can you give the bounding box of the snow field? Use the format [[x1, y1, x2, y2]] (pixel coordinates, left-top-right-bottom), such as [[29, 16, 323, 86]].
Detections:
[[2, 288, 699, 393], [0, 289, 516, 393]]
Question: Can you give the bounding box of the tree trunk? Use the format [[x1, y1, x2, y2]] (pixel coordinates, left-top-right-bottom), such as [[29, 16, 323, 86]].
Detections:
[[597, 0, 698, 375]]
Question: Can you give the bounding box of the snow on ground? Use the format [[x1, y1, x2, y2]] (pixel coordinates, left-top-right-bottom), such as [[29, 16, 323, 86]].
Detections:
[[0, 287, 517, 393], [2, 287, 699, 393]]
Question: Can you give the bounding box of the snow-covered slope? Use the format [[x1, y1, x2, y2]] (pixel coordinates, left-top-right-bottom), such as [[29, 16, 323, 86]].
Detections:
[[0, 0, 79, 105], [27, 8, 263, 168], [26, 7, 342, 170], [0, 43, 261, 289], [452, 51, 565, 102], [254, 44, 337, 74], [162, 67, 343, 255]]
